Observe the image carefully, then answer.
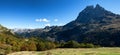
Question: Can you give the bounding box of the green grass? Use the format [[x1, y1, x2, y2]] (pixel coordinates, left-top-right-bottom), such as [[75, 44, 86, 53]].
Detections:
[[7, 48, 120, 55], [37, 48, 120, 55]]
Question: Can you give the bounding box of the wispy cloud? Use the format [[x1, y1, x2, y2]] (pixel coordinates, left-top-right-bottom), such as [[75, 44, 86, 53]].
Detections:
[[35, 18, 50, 22], [59, 23, 64, 26], [54, 19, 58, 22], [45, 23, 51, 26]]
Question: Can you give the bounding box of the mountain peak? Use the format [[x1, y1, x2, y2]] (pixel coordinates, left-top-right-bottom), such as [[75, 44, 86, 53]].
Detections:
[[75, 4, 114, 23], [95, 4, 102, 8], [85, 5, 94, 10], [95, 4, 104, 10], [82, 4, 104, 13]]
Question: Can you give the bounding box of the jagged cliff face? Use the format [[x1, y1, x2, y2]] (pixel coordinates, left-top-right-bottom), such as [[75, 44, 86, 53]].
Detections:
[[63, 4, 120, 30], [76, 4, 115, 23], [56, 4, 120, 43]]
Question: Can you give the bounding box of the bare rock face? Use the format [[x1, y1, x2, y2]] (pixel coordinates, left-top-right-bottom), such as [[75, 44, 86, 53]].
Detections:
[[75, 4, 114, 23], [57, 4, 120, 43], [63, 4, 118, 30]]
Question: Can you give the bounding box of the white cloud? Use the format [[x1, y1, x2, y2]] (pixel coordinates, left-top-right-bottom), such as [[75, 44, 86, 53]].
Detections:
[[35, 18, 50, 22], [59, 23, 64, 26], [43, 18, 49, 22], [54, 19, 58, 22], [45, 23, 51, 26]]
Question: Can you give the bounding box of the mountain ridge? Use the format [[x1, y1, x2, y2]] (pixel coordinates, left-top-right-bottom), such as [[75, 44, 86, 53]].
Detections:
[[63, 4, 116, 30], [12, 4, 120, 46]]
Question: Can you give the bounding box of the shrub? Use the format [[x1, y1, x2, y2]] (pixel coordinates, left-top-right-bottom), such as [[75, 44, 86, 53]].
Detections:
[[36, 42, 46, 51], [62, 40, 80, 48]]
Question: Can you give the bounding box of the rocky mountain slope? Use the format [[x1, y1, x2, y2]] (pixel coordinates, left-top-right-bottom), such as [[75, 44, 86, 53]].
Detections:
[[13, 4, 120, 46]]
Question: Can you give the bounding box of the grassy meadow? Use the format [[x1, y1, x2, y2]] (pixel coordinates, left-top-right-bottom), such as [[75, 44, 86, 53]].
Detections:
[[7, 48, 120, 55]]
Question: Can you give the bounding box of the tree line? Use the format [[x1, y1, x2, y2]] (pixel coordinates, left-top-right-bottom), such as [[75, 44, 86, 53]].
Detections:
[[0, 36, 100, 54]]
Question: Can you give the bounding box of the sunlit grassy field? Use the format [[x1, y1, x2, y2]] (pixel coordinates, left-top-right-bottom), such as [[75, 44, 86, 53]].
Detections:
[[8, 48, 120, 55]]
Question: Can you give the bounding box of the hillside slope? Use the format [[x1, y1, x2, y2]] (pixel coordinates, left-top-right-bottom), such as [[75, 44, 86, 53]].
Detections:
[[0, 24, 20, 54]]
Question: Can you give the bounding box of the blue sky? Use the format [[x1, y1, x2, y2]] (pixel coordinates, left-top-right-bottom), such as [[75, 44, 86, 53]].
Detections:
[[0, 0, 120, 29]]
